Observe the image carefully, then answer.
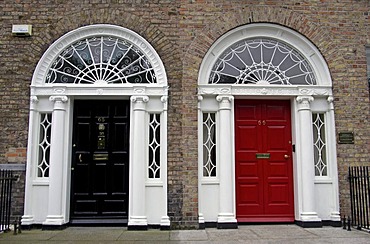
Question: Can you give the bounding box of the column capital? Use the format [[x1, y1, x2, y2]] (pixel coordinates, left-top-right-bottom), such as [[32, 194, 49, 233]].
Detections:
[[131, 95, 149, 103], [49, 95, 68, 111], [30, 95, 39, 104], [327, 96, 335, 110], [198, 95, 203, 110], [30, 96, 39, 110], [296, 95, 314, 110], [216, 95, 233, 103], [161, 95, 168, 111], [49, 95, 68, 103], [216, 95, 233, 110], [131, 95, 149, 111]]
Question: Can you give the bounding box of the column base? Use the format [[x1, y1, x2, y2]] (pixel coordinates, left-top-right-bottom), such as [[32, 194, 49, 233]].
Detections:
[[43, 215, 65, 226], [128, 216, 148, 231], [296, 212, 322, 228], [21, 215, 34, 226], [330, 211, 341, 222], [300, 212, 321, 222], [160, 216, 171, 230], [217, 213, 238, 229], [198, 214, 205, 229]]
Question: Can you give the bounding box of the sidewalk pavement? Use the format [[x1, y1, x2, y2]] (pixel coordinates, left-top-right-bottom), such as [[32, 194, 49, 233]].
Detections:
[[1, 224, 369, 243]]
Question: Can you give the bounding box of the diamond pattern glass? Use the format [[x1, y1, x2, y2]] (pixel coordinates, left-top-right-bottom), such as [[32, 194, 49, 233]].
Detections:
[[313, 113, 327, 176], [38, 113, 52, 178], [149, 114, 160, 179], [203, 113, 216, 177]]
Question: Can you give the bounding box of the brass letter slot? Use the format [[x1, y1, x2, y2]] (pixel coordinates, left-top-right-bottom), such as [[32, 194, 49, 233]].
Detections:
[[256, 153, 270, 159], [93, 153, 109, 161]]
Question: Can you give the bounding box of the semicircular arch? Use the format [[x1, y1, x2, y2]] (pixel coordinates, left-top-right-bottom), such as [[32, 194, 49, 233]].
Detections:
[[32, 24, 167, 87], [198, 23, 332, 87]]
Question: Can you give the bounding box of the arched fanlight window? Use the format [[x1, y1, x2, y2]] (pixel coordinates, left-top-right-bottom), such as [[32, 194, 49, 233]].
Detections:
[[209, 38, 316, 85], [46, 36, 156, 84]]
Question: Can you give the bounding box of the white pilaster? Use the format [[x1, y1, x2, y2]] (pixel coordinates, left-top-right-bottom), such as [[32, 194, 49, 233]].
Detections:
[[22, 96, 39, 226], [160, 95, 170, 229], [216, 95, 237, 227], [296, 96, 321, 223], [197, 95, 205, 227], [327, 96, 341, 222], [129, 95, 149, 228], [43, 95, 68, 226]]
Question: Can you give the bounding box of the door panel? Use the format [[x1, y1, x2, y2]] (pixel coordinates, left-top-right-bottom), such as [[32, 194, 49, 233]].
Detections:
[[235, 100, 294, 222], [70, 100, 130, 223]]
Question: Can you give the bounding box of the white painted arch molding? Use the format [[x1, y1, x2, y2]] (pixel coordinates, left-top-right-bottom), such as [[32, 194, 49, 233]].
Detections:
[[32, 24, 167, 86], [198, 23, 332, 86]]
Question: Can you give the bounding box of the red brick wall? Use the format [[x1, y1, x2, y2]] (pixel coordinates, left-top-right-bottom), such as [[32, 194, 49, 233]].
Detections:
[[0, 0, 369, 228]]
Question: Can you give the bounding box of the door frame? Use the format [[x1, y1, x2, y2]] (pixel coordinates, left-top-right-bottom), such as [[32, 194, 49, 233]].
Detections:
[[197, 23, 340, 228], [69, 99, 130, 224], [22, 24, 170, 229], [234, 99, 295, 222]]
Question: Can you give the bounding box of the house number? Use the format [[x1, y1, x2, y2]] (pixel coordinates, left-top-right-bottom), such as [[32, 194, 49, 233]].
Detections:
[[98, 136, 106, 149], [97, 117, 106, 149]]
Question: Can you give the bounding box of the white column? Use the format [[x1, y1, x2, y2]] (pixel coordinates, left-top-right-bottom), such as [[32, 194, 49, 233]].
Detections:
[[296, 96, 321, 224], [327, 96, 341, 223], [197, 95, 205, 228], [160, 95, 170, 229], [216, 95, 237, 228], [22, 96, 39, 226], [43, 95, 68, 226], [128, 95, 149, 229]]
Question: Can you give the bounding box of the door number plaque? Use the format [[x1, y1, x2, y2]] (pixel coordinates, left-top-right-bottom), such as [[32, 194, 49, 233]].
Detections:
[[256, 153, 270, 159], [97, 117, 106, 149]]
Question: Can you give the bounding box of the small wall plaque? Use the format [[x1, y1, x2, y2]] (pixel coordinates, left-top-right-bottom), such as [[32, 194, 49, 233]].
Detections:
[[338, 132, 354, 144], [12, 25, 32, 36]]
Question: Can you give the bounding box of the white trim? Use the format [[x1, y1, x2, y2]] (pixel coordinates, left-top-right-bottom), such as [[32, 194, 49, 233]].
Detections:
[[23, 24, 169, 227], [198, 84, 333, 97], [198, 23, 332, 86], [32, 24, 167, 87], [197, 23, 340, 225]]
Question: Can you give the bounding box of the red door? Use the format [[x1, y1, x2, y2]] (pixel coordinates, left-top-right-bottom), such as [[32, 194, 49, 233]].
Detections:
[[235, 100, 294, 222]]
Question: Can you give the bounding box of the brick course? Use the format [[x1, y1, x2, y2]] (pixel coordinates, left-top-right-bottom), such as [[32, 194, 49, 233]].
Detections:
[[0, 0, 369, 228]]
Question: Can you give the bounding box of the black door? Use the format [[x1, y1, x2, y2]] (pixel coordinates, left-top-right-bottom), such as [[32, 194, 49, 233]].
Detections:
[[70, 100, 130, 224]]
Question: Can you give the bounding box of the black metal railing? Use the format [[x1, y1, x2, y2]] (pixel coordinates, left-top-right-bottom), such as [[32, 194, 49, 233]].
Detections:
[[349, 166, 370, 230], [0, 169, 17, 232]]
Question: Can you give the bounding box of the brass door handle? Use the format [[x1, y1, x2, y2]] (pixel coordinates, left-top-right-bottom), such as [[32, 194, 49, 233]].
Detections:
[[78, 154, 82, 162], [284, 154, 290, 159]]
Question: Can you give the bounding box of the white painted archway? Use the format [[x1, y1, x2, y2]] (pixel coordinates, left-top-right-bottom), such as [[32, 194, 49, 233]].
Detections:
[[22, 24, 170, 229], [198, 23, 340, 228]]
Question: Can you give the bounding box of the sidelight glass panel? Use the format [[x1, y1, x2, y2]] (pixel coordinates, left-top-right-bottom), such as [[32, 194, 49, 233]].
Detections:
[[203, 113, 216, 177], [312, 113, 327, 176], [37, 113, 52, 178], [148, 114, 161, 178]]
